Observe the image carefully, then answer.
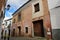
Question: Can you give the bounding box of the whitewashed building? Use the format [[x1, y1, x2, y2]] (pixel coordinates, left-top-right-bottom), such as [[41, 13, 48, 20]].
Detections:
[[48, 0, 60, 40], [2, 18, 12, 37]]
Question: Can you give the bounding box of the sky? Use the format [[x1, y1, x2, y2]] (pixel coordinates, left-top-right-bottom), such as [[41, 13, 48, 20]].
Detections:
[[4, 0, 29, 20], [4, 0, 60, 20]]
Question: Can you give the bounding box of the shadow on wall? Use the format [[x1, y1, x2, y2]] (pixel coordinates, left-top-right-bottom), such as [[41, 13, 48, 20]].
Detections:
[[52, 29, 60, 40]]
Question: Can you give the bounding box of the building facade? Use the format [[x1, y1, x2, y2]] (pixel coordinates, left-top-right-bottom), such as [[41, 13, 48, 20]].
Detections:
[[0, 0, 6, 37], [50, 6, 60, 40], [2, 18, 12, 37], [12, 0, 52, 39]]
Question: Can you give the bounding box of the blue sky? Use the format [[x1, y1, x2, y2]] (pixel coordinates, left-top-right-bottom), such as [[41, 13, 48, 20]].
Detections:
[[5, 0, 28, 20]]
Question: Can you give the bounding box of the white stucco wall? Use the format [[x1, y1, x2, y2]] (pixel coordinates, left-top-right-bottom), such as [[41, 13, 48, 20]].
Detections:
[[50, 7, 60, 29], [48, 0, 60, 9], [47, 0, 60, 29]]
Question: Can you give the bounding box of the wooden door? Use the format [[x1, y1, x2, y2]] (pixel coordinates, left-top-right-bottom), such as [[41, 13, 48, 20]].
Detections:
[[33, 20, 45, 37]]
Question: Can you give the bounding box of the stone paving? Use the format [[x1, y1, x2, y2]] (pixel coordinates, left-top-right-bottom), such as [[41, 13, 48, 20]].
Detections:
[[0, 37, 47, 40]]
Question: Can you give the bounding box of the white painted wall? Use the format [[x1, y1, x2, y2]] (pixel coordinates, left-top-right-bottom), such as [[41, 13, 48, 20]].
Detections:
[[47, 0, 60, 29], [50, 7, 60, 29], [48, 0, 60, 9]]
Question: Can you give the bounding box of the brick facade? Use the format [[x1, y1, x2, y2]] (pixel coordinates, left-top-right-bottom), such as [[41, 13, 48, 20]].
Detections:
[[12, 0, 52, 39]]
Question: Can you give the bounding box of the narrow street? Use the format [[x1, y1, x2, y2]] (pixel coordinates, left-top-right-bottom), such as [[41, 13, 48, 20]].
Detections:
[[0, 37, 47, 40], [0, 0, 60, 40]]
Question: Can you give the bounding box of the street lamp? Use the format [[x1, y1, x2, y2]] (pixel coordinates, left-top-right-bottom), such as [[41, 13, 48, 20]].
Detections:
[[4, 4, 10, 17], [7, 4, 10, 10]]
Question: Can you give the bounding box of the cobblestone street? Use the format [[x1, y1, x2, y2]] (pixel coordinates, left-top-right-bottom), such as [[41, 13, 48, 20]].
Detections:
[[0, 37, 47, 40]]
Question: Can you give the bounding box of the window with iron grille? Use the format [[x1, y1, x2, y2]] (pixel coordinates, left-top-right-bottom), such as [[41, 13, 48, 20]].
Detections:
[[34, 3, 40, 12]]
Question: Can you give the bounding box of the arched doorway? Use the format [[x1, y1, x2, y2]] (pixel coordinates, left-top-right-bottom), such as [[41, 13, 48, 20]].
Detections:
[[18, 26, 21, 36]]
